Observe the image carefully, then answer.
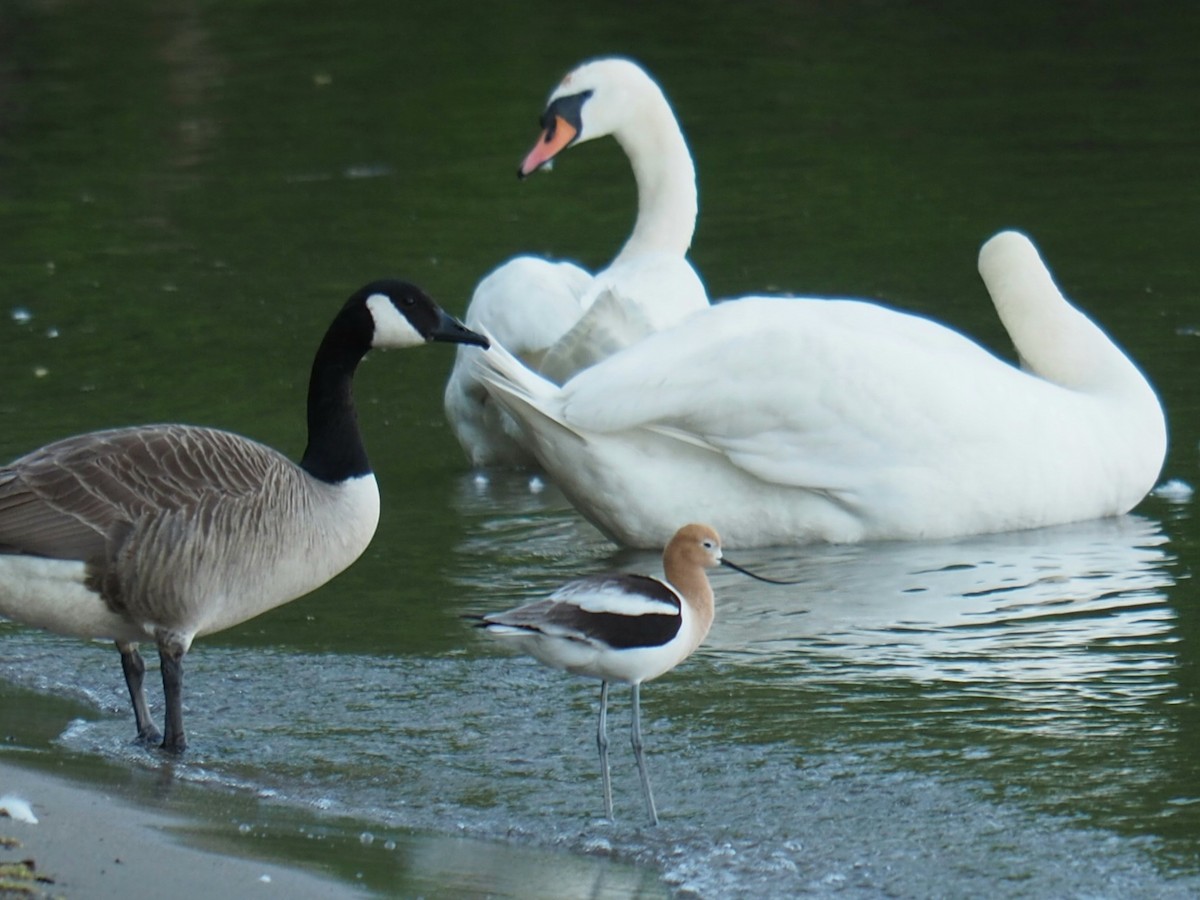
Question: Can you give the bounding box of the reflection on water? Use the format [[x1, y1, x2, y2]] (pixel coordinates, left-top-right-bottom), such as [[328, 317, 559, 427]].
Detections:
[[454, 492, 1178, 716], [713, 515, 1176, 700], [451, 471, 619, 599], [448, 492, 1197, 857]]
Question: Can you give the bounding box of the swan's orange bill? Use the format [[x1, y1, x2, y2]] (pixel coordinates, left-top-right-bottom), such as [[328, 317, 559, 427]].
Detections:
[[519, 116, 578, 177]]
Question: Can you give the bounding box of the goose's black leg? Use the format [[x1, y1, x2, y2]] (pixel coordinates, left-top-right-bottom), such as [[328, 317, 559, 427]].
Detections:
[[158, 643, 187, 754], [117, 641, 161, 745]]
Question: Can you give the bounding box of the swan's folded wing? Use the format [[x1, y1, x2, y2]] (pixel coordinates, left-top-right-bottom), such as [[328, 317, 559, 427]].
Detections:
[[596, 252, 708, 331], [539, 289, 657, 383], [556, 296, 1028, 489], [539, 253, 709, 384], [463, 256, 592, 355]]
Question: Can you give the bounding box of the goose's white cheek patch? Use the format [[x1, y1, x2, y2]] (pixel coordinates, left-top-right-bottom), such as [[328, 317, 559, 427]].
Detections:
[[366, 294, 425, 348]]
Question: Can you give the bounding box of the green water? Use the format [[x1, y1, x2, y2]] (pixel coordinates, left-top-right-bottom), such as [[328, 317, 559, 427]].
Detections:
[[1, 1, 1198, 897]]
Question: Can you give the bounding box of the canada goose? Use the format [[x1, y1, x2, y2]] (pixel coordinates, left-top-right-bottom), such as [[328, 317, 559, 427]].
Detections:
[[445, 57, 709, 467], [468, 230, 1166, 548], [0, 279, 488, 752]]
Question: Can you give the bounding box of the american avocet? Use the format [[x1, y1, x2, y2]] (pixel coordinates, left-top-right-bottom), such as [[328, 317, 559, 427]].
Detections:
[[475, 523, 793, 824], [467, 230, 1165, 548], [444, 57, 709, 467], [0, 280, 487, 753]]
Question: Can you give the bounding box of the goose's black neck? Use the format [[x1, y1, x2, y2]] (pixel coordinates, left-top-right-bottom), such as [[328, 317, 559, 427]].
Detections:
[[300, 301, 374, 484]]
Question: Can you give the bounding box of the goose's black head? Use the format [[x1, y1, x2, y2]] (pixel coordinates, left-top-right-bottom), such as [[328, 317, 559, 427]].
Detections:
[[346, 279, 488, 351], [301, 280, 486, 484]]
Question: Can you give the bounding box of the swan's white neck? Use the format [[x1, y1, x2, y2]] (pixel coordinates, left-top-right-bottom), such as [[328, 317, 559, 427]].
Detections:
[[609, 90, 697, 264]]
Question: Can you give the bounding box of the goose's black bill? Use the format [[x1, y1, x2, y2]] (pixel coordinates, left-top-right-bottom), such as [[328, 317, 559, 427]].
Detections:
[[432, 310, 489, 348]]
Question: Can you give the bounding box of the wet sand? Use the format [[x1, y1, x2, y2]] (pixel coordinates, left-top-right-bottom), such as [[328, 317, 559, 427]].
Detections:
[[0, 759, 367, 899]]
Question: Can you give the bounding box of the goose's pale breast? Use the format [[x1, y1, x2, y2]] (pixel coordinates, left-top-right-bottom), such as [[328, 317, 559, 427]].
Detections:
[[119, 469, 381, 641]]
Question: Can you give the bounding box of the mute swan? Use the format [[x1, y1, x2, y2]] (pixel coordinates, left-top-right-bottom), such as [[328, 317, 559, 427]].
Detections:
[[469, 231, 1167, 549], [445, 57, 709, 467], [0, 281, 488, 752]]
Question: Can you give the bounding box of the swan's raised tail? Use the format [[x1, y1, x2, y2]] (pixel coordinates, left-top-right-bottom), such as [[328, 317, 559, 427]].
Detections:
[[978, 230, 1144, 392], [470, 338, 587, 445]]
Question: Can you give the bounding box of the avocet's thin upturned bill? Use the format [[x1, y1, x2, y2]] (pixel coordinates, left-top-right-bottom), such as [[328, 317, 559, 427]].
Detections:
[[476, 523, 788, 825], [0, 280, 488, 753]]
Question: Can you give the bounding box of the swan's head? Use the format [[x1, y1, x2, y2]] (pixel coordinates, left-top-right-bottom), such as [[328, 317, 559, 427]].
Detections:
[[518, 57, 663, 178]]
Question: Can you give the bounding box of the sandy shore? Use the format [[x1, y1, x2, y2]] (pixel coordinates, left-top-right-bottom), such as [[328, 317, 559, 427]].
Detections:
[[0, 759, 368, 899]]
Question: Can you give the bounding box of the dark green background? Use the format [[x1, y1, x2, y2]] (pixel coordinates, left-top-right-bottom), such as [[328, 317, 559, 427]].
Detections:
[[1, 2, 1197, 896]]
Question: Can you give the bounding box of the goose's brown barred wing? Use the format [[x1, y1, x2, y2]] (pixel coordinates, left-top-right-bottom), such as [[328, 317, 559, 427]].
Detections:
[[0, 425, 290, 562]]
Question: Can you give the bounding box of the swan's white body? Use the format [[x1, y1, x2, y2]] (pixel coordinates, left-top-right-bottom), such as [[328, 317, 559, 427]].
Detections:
[[471, 231, 1167, 549], [444, 257, 592, 466], [445, 57, 709, 467]]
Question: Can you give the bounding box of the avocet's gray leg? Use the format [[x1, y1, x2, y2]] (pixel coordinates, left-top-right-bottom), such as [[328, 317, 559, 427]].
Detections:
[[597, 680, 613, 821], [630, 682, 659, 826], [117, 642, 161, 745]]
